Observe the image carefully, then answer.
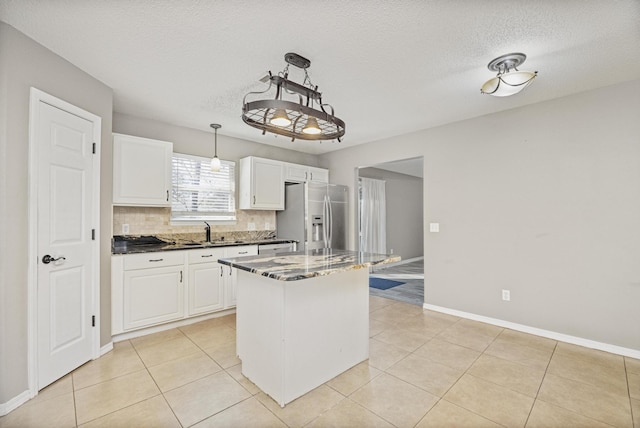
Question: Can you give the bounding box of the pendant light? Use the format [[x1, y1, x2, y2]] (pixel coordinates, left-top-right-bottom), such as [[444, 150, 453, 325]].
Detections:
[[481, 53, 537, 97], [210, 123, 221, 172], [242, 52, 345, 142]]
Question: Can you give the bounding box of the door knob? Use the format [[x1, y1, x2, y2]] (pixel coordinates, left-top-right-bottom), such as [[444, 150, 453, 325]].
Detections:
[[42, 255, 66, 264]]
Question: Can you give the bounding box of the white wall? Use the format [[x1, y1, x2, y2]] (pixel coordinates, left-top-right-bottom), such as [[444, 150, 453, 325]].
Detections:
[[321, 80, 640, 351]]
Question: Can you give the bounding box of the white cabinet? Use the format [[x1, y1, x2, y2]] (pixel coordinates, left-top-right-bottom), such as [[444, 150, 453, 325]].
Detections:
[[283, 162, 329, 183], [239, 157, 284, 210], [119, 251, 185, 332], [308, 167, 329, 183], [223, 245, 258, 308], [187, 248, 225, 316], [111, 244, 259, 335], [113, 133, 173, 207]]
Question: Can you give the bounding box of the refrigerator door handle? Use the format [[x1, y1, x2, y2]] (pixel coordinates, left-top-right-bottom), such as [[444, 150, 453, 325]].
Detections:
[[327, 195, 333, 248], [322, 195, 329, 248]]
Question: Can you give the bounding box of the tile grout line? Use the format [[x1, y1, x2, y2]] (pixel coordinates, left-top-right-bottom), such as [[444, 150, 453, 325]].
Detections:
[[71, 372, 79, 428], [522, 340, 558, 427], [624, 358, 636, 428]]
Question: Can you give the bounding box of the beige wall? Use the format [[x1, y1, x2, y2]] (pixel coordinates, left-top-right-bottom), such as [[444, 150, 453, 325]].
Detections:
[[321, 79, 640, 351], [0, 22, 113, 404]]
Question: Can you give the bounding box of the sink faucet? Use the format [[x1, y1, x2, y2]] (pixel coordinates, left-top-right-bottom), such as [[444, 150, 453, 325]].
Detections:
[[204, 221, 211, 242]]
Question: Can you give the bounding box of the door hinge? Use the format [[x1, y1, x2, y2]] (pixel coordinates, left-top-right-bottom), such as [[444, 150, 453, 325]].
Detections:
[[92, 229, 96, 240], [92, 142, 96, 154], [92, 315, 95, 327]]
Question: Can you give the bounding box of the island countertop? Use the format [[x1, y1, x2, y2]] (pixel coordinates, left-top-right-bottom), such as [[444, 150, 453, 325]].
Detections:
[[218, 248, 400, 281]]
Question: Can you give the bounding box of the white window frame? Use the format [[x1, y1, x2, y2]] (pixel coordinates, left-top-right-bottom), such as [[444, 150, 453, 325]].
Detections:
[[171, 152, 236, 224]]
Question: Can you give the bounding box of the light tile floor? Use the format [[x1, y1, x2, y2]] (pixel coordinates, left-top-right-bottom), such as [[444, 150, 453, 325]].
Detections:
[[2, 297, 639, 427]]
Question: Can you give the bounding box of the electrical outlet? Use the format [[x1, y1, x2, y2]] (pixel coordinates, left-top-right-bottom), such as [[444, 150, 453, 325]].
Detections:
[[265, 222, 270, 230], [248, 223, 256, 230], [390, 248, 394, 254], [502, 289, 511, 301], [122, 224, 129, 235]]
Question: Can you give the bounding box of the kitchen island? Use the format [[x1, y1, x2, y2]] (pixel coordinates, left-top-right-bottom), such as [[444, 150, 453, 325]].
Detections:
[[218, 249, 400, 407]]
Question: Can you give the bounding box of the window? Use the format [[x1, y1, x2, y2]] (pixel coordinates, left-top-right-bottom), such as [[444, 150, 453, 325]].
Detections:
[[171, 153, 236, 222]]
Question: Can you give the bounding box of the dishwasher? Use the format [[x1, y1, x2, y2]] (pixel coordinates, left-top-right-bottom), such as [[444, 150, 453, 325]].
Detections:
[[257, 242, 296, 255]]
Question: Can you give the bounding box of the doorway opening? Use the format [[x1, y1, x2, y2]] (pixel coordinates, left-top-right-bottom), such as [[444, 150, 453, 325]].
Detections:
[[356, 157, 424, 306]]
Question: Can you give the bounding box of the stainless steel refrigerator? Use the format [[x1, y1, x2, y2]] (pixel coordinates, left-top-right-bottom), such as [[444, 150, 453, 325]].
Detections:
[[276, 182, 348, 251]]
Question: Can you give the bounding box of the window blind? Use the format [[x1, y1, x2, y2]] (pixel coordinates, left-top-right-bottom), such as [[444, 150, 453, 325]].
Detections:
[[171, 153, 236, 221]]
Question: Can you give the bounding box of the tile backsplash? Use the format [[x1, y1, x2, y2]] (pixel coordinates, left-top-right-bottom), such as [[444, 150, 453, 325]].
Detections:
[[113, 206, 276, 236]]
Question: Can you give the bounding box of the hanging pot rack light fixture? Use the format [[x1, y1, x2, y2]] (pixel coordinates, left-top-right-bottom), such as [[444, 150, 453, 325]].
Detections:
[[481, 53, 538, 97], [210, 123, 222, 172], [241, 52, 345, 142]]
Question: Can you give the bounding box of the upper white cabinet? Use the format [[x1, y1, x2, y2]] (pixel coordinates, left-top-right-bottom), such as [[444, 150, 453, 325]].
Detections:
[[113, 133, 173, 207], [239, 157, 284, 210], [283, 162, 329, 183]]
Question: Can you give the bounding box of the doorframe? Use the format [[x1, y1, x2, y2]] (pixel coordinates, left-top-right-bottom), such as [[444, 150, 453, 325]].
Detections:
[[27, 87, 102, 396]]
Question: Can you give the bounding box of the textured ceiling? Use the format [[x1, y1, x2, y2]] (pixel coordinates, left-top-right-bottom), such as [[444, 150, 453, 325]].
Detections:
[[1, 0, 639, 155]]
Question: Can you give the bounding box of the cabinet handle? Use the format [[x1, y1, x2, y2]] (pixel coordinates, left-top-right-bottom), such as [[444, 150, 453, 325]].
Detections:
[[239, 251, 248, 254], [201, 254, 213, 258], [220, 266, 223, 277], [166, 190, 169, 202], [229, 267, 232, 276], [305, 171, 308, 180], [180, 271, 183, 282], [253, 195, 256, 204], [149, 258, 163, 262], [310, 172, 313, 180]]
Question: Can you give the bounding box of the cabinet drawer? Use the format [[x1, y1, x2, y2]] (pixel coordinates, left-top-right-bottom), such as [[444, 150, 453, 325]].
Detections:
[[123, 251, 185, 270], [225, 245, 258, 258], [188, 247, 225, 264]]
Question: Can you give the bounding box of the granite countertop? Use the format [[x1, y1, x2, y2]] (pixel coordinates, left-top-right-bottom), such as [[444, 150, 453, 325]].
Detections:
[[218, 249, 401, 281], [112, 235, 297, 255]]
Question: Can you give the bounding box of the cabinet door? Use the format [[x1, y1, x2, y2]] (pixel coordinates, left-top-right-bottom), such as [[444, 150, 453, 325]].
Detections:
[[284, 163, 309, 182], [123, 266, 184, 330], [240, 157, 284, 210], [308, 167, 329, 183], [224, 245, 258, 308], [188, 262, 224, 315], [113, 133, 173, 206]]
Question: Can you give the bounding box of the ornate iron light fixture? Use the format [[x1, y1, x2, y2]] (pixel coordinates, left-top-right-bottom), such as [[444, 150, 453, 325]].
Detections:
[[481, 53, 538, 97], [242, 53, 345, 142]]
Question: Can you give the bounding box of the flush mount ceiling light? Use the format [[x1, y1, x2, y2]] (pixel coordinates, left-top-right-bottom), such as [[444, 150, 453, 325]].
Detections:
[[481, 53, 538, 97], [210, 123, 221, 172], [242, 52, 345, 142]]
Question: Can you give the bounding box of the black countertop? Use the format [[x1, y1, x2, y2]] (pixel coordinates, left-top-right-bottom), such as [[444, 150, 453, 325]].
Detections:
[[112, 235, 297, 255]]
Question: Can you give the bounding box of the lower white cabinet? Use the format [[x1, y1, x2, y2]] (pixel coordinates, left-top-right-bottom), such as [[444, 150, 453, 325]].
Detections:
[[223, 245, 258, 308], [187, 248, 225, 316], [120, 252, 185, 332], [112, 245, 259, 335]]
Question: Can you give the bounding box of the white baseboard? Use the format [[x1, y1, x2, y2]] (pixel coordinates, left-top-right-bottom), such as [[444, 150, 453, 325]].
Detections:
[[423, 303, 640, 360], [0, 390, 31, 417], [100, 342, 113, 356]]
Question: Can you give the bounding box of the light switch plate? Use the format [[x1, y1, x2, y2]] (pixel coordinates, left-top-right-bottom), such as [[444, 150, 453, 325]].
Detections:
[[429, 223, 440, 233], [248, 223, 256, 230]]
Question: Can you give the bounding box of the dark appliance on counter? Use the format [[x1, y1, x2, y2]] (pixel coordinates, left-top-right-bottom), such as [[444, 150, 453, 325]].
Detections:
[[276, 182, 348, 251], [112, 235, 173, 252]]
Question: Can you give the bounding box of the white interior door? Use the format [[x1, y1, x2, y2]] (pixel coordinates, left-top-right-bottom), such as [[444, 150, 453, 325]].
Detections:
[[35, 98, 97, 390]]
